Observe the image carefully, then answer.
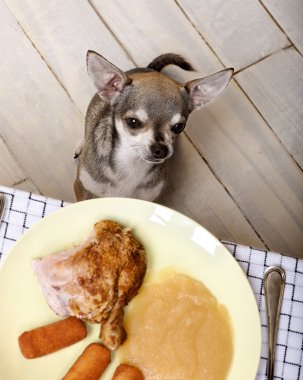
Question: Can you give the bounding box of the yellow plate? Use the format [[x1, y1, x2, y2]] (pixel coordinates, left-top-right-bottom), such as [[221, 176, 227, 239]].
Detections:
[[0, 198, 261, 379]]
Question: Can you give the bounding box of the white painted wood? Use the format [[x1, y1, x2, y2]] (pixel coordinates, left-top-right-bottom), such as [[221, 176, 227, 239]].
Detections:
[[187, 93, 303, 256], [0, 136, 39, 192], [160, 135, 266, 248], [1, 0, 267, 247], [1, 0, 302, 256], [0, 0, 83, 201], [0, 136, 26, 186], [0, 135, 39, 192], [176, 0, 289, 70], [4, 0, 134, 115], [91, 0, 221, 77], [261, 0, 303, 55], [236, 47, 303, 169], [93, 0, 303, 256], [13, 178, 40, 193]]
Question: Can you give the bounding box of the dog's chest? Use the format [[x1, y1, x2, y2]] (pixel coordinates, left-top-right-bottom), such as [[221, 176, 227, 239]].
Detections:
[[113, 147, 151, 193], [80, 146, 164, 201]]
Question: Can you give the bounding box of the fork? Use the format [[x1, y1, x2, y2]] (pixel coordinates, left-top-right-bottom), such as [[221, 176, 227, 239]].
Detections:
[[264, 266, 286, 380]]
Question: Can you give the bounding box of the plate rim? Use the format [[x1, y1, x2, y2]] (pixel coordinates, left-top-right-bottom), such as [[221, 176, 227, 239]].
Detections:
[[0, 197, 262, 379]]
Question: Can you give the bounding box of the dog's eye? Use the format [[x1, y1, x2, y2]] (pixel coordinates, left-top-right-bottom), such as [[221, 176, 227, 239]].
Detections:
[[171, 123, 185, 134], [126, 118, 142, 129]]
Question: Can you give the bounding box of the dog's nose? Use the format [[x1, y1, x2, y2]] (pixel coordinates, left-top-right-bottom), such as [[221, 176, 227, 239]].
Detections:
[[151, 144, 168, 159]]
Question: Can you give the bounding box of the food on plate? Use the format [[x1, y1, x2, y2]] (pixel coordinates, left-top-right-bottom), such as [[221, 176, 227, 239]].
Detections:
[[18, 316, 87, 359], [112, 364, 144, 380], [62, 343, 111, 380], [119, 274, 233, 380], [32, 220, 147, 350]]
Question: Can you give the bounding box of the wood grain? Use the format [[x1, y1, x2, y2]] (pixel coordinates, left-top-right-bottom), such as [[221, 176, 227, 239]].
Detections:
[[0, 0, 83, 201], [187, 94, 303, 255], [93, 0, 303, 256], [4, 0, 134, 114], [236, 47, 303, 170], [12, 179, 40, 193], [91, 0, 221, 76], [1, 0, 267, 246], [0, 135, 39, 192], [0, 0, 302, 256], [0, 136, 26, 187], [160, 135, 265, 248], [176, 0, 290, 70], [261, 0, 303, 55]]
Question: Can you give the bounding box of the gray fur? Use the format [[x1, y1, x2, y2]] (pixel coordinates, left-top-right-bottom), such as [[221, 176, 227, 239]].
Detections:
[[74, 52, 233, 202]]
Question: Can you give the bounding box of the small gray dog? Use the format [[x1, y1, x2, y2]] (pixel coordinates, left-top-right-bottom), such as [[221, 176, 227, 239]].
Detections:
[[74, 51, 233, 201]]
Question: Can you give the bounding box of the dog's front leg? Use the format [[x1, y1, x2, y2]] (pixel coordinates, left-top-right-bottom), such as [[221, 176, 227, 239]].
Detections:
[[74, 176, 96, 201]]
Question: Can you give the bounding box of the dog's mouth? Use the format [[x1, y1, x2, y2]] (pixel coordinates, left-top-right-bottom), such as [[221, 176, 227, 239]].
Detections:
[[143, 157, 165, 164], [135, 148, 173, 164], [142, 149, 173, 164]]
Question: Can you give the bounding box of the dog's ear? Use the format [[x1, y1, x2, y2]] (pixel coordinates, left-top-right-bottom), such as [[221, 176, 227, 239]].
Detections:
[[185, 68, 233, 111], [87, 50, 128, 101]]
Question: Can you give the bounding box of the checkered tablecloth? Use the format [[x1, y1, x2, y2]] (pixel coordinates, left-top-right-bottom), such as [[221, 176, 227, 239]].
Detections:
[[0, 186, 302, 380]]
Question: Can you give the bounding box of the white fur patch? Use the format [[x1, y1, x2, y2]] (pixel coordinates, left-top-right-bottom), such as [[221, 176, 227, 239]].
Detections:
[[170, 113, 181, 125], [79, 167, 105, 197], [115, 119, 154, 158], [135, 108, 148, 123], [136, 180, 165, 201]]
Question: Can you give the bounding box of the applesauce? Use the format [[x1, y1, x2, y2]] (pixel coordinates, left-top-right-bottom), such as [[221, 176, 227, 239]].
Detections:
[[120, 274, 233, 380]]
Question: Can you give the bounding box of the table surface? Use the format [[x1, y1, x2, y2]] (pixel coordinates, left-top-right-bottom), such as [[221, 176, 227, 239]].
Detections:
[[0, 186, 302, 380]]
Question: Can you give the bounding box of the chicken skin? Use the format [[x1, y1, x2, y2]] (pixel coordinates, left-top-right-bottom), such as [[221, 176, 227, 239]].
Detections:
[[33, 220, 147, 350]]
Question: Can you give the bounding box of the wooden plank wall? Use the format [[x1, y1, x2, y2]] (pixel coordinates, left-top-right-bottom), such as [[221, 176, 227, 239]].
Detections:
[[0, 0, 302, 257]]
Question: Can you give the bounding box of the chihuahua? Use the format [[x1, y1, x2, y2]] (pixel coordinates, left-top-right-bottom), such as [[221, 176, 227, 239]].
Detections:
[[74, 51, 233, 201]]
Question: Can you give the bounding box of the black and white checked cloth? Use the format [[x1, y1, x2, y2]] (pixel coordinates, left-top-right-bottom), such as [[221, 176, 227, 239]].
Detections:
[[0, 186, 302, 380]]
